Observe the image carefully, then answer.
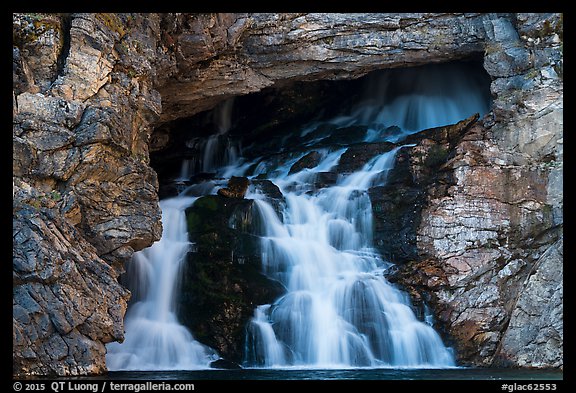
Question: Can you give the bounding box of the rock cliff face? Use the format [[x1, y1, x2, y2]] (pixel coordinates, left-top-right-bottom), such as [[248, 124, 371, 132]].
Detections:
[[13, 13, 164, 376], [13, 13, 562, 375], [397, 15, 563, 368]]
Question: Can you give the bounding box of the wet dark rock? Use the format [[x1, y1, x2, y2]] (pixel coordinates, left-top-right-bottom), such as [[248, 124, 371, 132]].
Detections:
[[179, 195, 285, 363], [231, 80, 359, 157], [314, 125, 370, 147], [251, 179, 283, 201], [404, 113, 480, 147], [312, 171, 339, 189], [251, 179, 286, 218], [336, 142, 397, 173], [210, 358, 243, 369], [288, 151, 322, 174], [218, 176, 250, 199], [157, 183, 180, 200]]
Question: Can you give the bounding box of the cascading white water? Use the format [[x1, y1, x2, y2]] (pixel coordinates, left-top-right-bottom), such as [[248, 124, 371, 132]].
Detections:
[[203, 98, 241, 173], [241, 61, 492, 369], [106, 97, 241, 371], [244, 147, 455, 368], [106, 197, 218, 370], [109, 61, 489, 372], [300, 61, 491, 144]]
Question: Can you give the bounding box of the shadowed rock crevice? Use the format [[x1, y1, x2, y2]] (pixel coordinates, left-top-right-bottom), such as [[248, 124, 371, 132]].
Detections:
[[56, 14, 72, 78]]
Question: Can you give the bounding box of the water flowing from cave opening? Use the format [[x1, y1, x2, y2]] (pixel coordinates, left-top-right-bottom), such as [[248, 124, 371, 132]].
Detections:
[[243, 146, 456, 368], [117, 60, 490, 371], [203, 97, 241, 173], [105, 197, 218, 371], [240, 62, 492, 369], [174, 98, 241, 182], [300, 61, 491, 145]]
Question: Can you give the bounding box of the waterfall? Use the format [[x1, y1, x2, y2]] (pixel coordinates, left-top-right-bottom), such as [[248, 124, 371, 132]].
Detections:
[[172, 98, 242, 182], [243, 146, 455, 368], [301, 61, 491, 144], [203, 98, 241, 173], [112, 60, 490, 371], [175, 159, 193, 183], [213, 97, 235, 134], [240, 62, 491, 368], [106, 197, 218, 370], [342, 62, 489, 134]]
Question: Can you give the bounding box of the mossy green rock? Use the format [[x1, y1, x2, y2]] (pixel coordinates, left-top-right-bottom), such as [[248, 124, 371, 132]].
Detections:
[[178, 195, 285, 364]]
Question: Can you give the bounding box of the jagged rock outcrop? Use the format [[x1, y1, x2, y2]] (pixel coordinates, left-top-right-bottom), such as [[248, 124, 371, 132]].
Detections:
[[13, 12, 562, 375], [390, 14, 563, 367], [13, 189, 129, 376], [13, 13, 164, 376], [437, 15, 560, 368], [396, 114, 563, 367], [156, 13, 494, 123], [370, 114, 480, 264], [387, 113, 562, 367], [496, 238, 563, 368]]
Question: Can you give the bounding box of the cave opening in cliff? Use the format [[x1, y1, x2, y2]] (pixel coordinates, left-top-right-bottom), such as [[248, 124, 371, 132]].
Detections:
[[149, 56, 491, 196], [107, 56, 493, 371]]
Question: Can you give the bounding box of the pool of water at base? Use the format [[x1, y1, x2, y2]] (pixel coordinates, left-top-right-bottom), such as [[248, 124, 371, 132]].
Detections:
[[93, 367, 562, 381]]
